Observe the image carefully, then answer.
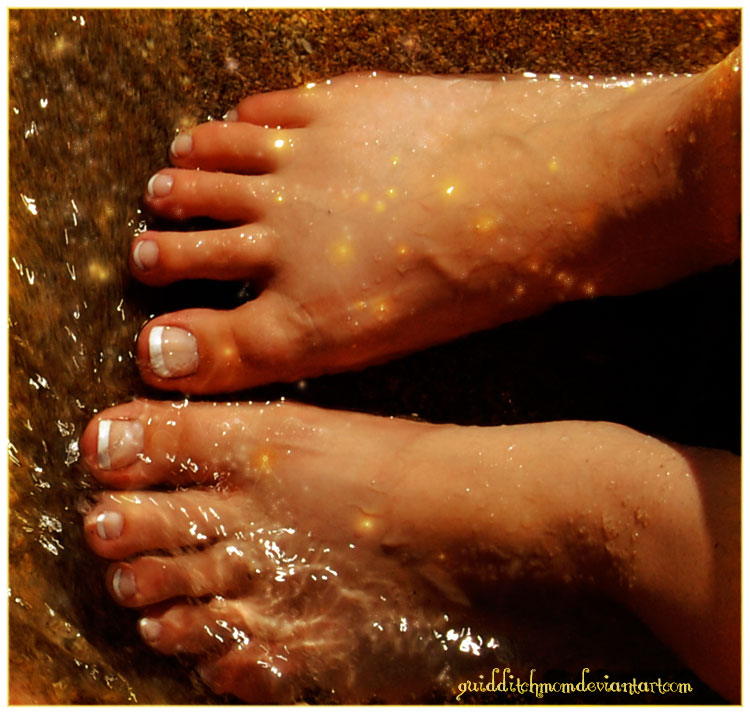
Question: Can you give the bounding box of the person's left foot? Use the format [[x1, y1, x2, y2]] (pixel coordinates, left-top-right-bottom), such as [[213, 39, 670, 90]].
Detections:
[[131, 58, 740, 393], [80, 400, 516, 702]]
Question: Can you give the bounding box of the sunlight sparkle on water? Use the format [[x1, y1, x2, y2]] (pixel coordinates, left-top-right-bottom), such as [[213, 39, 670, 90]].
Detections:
[[21, 193, 38, 215]]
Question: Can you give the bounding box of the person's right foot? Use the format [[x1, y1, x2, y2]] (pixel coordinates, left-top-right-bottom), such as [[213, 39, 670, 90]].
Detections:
[[133, 53, 740, 393], [79, 399, 740, 702], [82, 399, 591, 703]]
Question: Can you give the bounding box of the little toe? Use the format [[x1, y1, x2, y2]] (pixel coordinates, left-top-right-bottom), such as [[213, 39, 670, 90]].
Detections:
[[83, 490, 243, 560], [104, 542, 257, 608], [137, 292, 318, 392], [197, 641, 297, 703], [233, 86, 314, 128], [145, 168, 269, 223], [169, 121, 296, 173], [131, 227, 276, 285]]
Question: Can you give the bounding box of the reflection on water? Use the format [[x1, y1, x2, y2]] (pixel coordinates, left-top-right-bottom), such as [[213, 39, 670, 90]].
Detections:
[[8, 8, 740, 705], [8, 10, 227, 704]]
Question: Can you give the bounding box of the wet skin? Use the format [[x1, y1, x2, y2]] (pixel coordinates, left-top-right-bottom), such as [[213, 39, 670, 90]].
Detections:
[[81, 51, 740, 702], [81, 400, 739, 703], [132, 61, 739, 393]]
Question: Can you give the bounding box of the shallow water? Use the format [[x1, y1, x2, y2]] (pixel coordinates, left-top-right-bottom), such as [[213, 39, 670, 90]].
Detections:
[[8, 8, 740, 704]]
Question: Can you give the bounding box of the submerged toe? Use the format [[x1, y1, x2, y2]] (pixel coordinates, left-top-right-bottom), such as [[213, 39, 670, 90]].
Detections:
[[83, 490, 243, 560], [105, 542, 257, 608]]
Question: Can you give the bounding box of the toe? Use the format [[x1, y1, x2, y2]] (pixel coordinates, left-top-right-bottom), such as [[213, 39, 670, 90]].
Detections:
[[140, 597, 296, 701], [169, 121, 296, 173], [83, 490, 244, 560], [145, 168, 271, 223], [103, 541, 257, 607], [234, 86, 314, 128], [80, 401, 152, 486], [138, 597, 263, 656], [131, 227, 276, 285], [80, 399, 286, 488], [197, 642, 298, 703], [136, 292, 319, 392]]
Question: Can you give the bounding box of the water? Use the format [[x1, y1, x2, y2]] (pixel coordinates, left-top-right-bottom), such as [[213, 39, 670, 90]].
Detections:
[[8, 10, 215, 704], [8, 8, 739, 704]]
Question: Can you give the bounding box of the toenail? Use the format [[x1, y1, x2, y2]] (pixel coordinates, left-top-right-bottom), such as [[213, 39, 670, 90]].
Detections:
[[170, 133, 193, 157], [147, 173, 174, 198], [139, 617, 162, 644], [95, 511, 124, 540], [97, 419, 144, 470], [149, 325, 199, 378], [133, 240, 159, 270], [112, 567, 136, 600], [224, 108, 238, 122]]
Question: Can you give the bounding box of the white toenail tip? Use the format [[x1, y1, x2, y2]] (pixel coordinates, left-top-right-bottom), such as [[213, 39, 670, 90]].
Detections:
[[133, 240, 158, 271], [96, 512, 108, 540], [112, 567, 134, 600], [97, 419, 112, 470], [224, 109, 238, 122], [147, 174, 157, 197], [133, 242, 145, 270], [170, 134, 192, 157], [140, 617, 162, 643], [149, 326, 168, 377]]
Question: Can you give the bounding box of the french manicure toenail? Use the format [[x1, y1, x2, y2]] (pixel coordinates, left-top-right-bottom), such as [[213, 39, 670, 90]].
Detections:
[[170, 133, 193, 157], [147, 173, 173, 198], [112, 567, 136, 600], [97, 419, 144, 470], [139, 617, 162, 643], [149, 325, 199, 378], [133, 240, 159, 270], [96, 511, 123, 540]]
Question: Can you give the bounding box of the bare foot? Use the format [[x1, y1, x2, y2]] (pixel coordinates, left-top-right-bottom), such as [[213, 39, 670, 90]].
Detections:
[[131, 53, 739, 393], [80, 401, 739, 702]]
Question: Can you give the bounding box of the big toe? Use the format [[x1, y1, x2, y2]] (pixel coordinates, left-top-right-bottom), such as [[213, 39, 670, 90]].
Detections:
[[79, 398, 288, 490], [136, 292, 321, 392]]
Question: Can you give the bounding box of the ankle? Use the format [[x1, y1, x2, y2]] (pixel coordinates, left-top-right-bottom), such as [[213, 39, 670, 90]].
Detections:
[[681, 49, 741, 265], [571, 61, 740, 297], [395, 422, 620, 591]]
